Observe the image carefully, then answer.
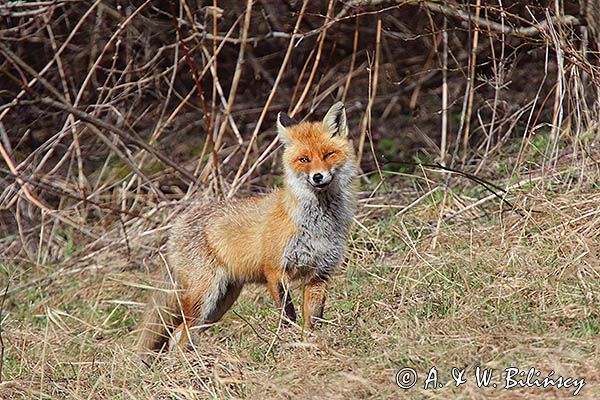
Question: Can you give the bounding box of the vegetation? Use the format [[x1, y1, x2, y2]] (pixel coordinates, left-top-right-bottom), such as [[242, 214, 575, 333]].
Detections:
[[0, 0, 598, 398]]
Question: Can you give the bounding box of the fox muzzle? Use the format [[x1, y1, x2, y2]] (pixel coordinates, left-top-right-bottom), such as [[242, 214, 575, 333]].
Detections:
[[309, 171, 332, 188]]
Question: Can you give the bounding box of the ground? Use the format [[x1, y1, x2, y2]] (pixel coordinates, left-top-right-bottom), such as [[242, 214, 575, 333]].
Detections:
[[1, 153, 598, 399]]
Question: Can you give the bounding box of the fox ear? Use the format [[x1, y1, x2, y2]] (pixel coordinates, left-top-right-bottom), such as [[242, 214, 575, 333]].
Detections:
[[277, 112, 298, 145], [323, 102, 348, 138]]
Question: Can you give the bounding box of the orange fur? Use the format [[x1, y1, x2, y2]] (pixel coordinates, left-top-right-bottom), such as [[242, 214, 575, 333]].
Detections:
[[282, 122, 352, 176], [138, 103, 355, 356]]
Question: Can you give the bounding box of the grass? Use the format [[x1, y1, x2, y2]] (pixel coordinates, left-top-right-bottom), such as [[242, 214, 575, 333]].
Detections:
[[2, 0, 598, 397], [1, 157, 599, 399]]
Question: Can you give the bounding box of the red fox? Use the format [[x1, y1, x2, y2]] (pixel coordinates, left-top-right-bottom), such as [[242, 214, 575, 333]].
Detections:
[[138, 102, 356, 355]]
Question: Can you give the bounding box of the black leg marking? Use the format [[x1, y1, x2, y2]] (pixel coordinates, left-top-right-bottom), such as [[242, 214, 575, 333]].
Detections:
[[205, 282, 243, 323], [279, 284, 297, 324]]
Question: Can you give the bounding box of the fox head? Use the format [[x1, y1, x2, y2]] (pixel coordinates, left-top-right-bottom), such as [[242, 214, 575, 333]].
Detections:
[[277, 102, 356, 194]]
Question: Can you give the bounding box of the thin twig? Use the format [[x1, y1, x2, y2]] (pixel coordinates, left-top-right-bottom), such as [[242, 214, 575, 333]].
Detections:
[[0, 281, 9, 383]]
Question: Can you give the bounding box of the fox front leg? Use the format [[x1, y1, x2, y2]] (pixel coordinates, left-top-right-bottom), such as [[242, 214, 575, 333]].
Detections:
[[303, 276, 328, 330], [266, 268, 297, 324]]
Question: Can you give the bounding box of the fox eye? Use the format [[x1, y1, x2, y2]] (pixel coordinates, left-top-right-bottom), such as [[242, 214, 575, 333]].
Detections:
[[323, 151, 335, 160], [298, 156, 310, 163]]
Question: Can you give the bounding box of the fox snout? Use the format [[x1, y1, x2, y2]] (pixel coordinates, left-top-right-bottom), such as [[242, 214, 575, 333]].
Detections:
[[309, 171, 332, 188]]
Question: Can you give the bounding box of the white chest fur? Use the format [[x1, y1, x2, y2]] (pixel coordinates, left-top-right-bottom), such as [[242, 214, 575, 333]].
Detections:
[[282, 167, 355, 278]]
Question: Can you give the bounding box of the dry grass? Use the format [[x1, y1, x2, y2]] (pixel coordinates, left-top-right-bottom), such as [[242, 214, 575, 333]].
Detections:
[[1, 148, 598, 399], [1, 1, 600, 399]]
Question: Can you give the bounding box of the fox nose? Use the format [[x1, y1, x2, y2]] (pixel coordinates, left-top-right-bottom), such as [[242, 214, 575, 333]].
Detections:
[[312, 173, 323, 184]]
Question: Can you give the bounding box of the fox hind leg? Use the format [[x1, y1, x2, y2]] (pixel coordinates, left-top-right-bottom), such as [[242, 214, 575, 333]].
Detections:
[[204, 281, 243, 323], [169, 269, 237, 350], [168, 291, 205, 351]]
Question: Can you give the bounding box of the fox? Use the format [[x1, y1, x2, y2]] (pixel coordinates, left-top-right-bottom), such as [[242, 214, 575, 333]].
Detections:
[[137, 102, 356, 355]]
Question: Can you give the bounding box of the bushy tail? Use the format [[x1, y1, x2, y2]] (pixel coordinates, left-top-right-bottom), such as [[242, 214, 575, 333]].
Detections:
[[137, 276, 182, 357]]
